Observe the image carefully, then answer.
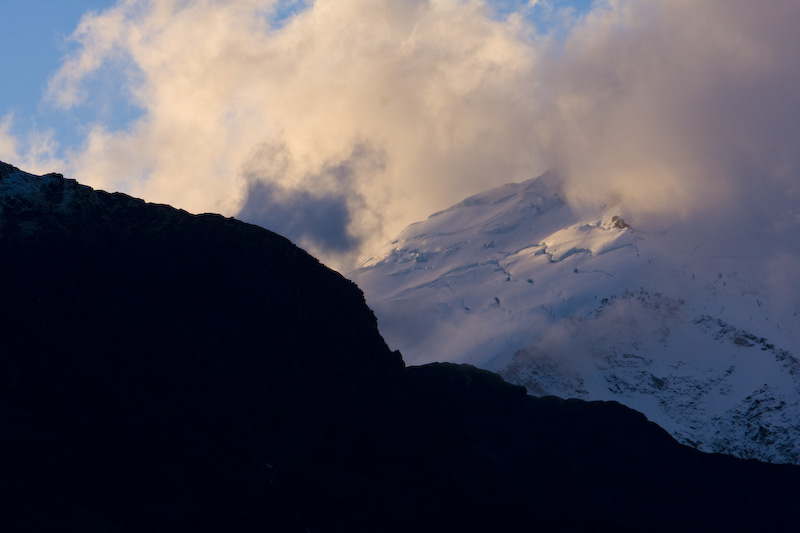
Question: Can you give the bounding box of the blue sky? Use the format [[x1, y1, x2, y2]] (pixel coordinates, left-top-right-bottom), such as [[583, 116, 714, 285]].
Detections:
[[1, 1, 114, 149]]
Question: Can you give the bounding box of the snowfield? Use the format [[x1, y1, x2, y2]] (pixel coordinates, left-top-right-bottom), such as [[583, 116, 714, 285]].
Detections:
[[351, 172, 800, 464]]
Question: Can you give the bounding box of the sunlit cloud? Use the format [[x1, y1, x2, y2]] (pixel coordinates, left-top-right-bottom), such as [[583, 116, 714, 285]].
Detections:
[[42, 0, 547, 268], [30, 0, 800, 269]]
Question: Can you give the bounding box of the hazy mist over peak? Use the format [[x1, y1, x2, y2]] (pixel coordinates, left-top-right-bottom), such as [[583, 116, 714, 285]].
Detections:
[[2, 0, 798, 270]]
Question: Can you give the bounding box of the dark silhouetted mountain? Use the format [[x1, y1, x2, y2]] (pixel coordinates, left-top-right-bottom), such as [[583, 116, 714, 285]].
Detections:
[[1, 161, 799, 532]]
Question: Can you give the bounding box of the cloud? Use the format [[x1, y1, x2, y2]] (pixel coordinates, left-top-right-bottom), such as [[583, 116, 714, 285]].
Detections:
[[0, 113, 64, 175], [41, 0, 800, 269], [238, 141, 385, 269], [0, 115, 17, 161], [545, 0, 800, 228], [44, 0, 544, 267]]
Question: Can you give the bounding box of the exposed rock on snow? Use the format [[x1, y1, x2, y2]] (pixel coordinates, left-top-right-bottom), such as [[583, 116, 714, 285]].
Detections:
[[611, 215, 629, 229]]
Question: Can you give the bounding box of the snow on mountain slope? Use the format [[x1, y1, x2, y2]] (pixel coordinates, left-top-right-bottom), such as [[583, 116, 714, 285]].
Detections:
[[351, 172, 800, 464]]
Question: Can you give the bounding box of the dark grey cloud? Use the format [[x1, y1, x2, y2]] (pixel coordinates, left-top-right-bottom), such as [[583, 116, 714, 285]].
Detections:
[[237, 141, 385, 268], [239, 181, 359, 254]]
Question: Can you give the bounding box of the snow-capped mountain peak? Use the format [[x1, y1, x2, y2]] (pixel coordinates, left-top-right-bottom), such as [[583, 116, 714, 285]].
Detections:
[[351, 172, 800, 464]]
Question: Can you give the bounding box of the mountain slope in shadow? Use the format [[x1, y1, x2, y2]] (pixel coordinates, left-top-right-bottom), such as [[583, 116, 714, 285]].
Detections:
[[1, 161, 798, 532]]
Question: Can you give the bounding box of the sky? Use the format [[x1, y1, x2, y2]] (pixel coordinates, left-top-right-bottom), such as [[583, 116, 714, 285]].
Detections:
[[1, 0, 798, 272]]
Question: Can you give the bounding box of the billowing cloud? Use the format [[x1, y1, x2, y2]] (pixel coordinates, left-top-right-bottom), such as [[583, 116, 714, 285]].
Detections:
[[38, 0, 800, 269], [42, 0, 546, 270]]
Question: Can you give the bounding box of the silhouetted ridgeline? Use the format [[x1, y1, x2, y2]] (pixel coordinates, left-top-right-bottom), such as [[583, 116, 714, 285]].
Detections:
[[1, 161, 799, 532]]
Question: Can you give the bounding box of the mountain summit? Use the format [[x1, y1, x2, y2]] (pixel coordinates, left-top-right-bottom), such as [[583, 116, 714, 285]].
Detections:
[[351, 172, 800, 465]]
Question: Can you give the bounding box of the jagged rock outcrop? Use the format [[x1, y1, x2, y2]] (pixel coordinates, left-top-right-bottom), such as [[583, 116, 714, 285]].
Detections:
[[2, 161, 800, 532], [611, 214, 629, 229]]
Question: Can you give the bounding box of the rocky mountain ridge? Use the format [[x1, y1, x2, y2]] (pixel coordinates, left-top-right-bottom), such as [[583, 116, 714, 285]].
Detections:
[[2, 161, 800, 531]]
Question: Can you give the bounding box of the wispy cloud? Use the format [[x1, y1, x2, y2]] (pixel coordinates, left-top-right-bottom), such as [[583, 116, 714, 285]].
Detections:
[[0, 113, 64, 175]]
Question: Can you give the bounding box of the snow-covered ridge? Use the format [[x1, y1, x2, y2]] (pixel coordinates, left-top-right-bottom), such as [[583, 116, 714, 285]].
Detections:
[[0, 162, 84, 224], [0, 161, 196, 238], [351, 172, 800, 464]]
